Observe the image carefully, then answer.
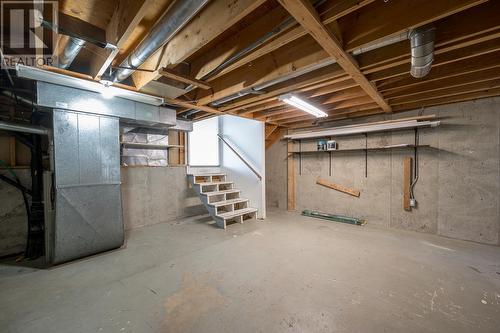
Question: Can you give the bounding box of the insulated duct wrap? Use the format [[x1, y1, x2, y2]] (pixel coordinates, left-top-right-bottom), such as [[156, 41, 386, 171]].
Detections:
[[409, 25, 436, 78], [121, 127, 169, 166]]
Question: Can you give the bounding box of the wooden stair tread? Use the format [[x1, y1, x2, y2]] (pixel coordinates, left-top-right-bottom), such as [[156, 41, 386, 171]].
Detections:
[[201, 189, 240, 196], [189, 173, 226, 177], [217, 207, 258, 219], [196, 181, 233, 186], [209, 198, 249, 207]]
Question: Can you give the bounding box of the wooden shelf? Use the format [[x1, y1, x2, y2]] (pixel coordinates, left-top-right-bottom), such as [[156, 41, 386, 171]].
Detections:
[[291, 144, 430, 154]]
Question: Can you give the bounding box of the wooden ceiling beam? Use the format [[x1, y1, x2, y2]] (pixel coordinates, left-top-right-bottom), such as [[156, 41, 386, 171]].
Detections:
[[218, 65, 347, 112], [88, 0, 153, 79], [392, 87, 500, 112], [339, 0, 488, 52], [254, 105, 305, 120], [260, 89, 370, 121], [305, 79, 358, 98], [189, 0, 376, 83], [267, 110, 310, 123], [188, 4, 292, 82], [233, 77, 356, 115], [357, 0, 500, 74], [367, 37, 500, 82], [266, 127, 286, 149], [194, 36, 332, 106], [286, 107, 384, 128], [237, 100, 285, 116], [277, 101, 379, 124], [159, 67, 211, 90], [190, 0, 487, 115], [377, 51, 500, 92], [319, 87, 367, 105], [383, 67, 500, 99], [390, 78, 500, 106], [276, 0, 391, 112], [130, 0, 267, 89], [241, 80, 359, 117], [265, 125, 278, 139], [163, 98, 223, 115]]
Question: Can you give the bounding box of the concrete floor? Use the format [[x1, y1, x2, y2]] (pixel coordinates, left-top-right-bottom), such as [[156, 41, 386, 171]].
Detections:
[[1, 210, 500, 333]]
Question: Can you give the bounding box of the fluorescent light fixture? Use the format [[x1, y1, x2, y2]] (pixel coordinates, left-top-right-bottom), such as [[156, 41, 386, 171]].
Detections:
[[279, 93, 327, 118]]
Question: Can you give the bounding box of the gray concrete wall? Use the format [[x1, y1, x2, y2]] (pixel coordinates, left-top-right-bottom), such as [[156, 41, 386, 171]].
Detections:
[[0, 169, 30, 257], [0, 166, 206, 256], [121, 166, 206, 230], [266, 97, 500, 246]]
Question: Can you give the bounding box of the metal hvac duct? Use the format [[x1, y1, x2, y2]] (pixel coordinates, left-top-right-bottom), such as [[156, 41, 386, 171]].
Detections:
[[409, 25, 436, 78], [112, 0, 210, 82], [56, 37, 86, 69]]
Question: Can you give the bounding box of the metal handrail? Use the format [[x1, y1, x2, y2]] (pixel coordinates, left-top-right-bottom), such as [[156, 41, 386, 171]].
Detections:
[[217, 134, 262, 180]]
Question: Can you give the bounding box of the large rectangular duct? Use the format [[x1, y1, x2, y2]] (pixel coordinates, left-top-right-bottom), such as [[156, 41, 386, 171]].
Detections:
[[37, 82, 176, 128], [49, 109, 124, 264]]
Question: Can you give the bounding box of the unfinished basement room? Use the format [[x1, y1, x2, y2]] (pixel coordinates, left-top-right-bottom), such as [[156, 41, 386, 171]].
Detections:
[[1, 0, 500, 332]]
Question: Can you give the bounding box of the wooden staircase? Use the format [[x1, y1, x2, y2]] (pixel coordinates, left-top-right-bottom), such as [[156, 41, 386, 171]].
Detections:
[[188, 172, 258, 229]]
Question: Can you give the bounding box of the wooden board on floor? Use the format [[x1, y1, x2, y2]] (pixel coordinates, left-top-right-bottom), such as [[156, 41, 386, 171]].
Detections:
[[316, 178, 360, 197]]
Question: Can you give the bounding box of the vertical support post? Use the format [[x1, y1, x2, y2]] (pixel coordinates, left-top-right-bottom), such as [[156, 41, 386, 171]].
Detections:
[[287, 138, 296, 211], [329, 136, 333, 177], [364, 133, 368, 178], [298, 139, 302, 176], [403, 156, 412, 211], [180, 131, 186, 165], [329, 151, 332, 177]]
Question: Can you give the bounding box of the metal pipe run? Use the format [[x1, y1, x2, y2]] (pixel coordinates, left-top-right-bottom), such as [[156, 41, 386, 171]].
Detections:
[[0, 121, 49, 135], [112, 0, 210, 82]]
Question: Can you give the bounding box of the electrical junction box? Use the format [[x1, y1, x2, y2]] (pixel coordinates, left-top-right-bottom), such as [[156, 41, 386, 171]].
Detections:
[[317, 140, 338, 151], [317, 140, 327, 151], [327, 140, 337, 151]]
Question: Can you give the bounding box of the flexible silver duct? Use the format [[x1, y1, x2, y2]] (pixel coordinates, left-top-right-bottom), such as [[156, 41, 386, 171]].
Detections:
[[112, 0, 210, 82], [57, 37, 86, 69], [409, 25, 435, 78]]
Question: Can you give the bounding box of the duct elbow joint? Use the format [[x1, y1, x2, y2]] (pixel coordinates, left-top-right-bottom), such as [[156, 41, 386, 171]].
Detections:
[[409, 25, 436, 78]]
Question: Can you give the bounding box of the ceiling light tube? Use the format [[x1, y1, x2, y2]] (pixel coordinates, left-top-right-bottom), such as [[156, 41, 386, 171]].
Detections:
[[279, 93, 327, 118]]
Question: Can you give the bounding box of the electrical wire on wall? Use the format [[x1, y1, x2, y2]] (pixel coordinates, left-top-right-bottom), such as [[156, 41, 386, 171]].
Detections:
[[409, 107, 424, 206], [0, 159, 32, 251]]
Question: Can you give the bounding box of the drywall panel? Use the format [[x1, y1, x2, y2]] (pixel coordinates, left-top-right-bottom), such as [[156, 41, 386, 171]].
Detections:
[[188, 116, 219, 166], [220, 115, 266, 219]]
